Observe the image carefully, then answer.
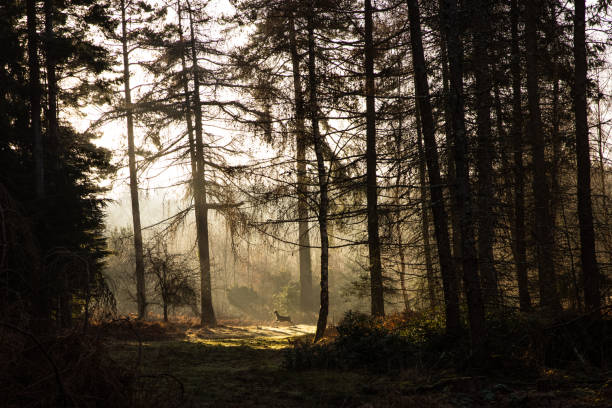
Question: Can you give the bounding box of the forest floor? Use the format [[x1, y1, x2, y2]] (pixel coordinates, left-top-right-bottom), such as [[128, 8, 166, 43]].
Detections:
[[103, 320, 612, 407]]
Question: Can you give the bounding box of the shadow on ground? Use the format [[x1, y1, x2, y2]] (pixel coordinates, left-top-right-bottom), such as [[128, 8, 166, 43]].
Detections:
[[107, 324, 384, 407], [105, 322, 611, 407]]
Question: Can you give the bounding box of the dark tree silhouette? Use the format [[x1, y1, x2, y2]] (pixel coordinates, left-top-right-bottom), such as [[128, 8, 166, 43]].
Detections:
[[573, 0, 600, 314]]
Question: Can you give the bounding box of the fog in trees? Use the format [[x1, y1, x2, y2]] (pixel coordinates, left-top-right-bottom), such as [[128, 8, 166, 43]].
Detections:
[[2, 0, 612, 405]]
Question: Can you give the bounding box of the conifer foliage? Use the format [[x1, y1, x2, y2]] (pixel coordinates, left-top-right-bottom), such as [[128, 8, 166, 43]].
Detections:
[[1, 0, 611, 369], [1, 0, 115, 331]]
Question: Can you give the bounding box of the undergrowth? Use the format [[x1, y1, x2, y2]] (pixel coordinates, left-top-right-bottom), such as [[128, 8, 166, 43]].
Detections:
[[285, 309, 612, 375], [0, 320, 187, 407], [284, 311, 454, 372]]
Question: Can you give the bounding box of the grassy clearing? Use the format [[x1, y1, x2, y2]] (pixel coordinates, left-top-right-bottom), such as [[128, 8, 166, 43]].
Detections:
[[106, 325, 385, 407], [104, 322, 611, 407]]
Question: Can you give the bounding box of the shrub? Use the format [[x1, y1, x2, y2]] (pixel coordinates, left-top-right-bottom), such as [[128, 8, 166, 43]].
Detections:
[[286, 309, 612, 374], [285, 311, 453, 372], [484, 309, 612, 371], [272, 281, 300, 316], [0, 325, 135, 407]]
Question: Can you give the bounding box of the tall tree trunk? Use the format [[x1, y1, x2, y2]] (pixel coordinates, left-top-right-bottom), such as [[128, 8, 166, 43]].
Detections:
[[289, 16, 313, 314], [550, 48, 561, 233], [43, 0, 57, 162], [415, 97, 437, 310], [510, 0, 531, 312], [44, 0, 71, 329], [177, 0, 205, 325], [393, 68, 410, 311], [525, 0, 561, 314], [440, 0, 486, 354], [494, 84, 510, 192], [549, 4, 562, 279], [595, 75, 608, 218], [308, 6, 329, 343], [470, 0, 497, 310], [561, 201, 581, 309], [27, 0, 44, 200], [120, 0, 147, 320], [187, 4, 216, 326], [177, 2, 198, 188], [396, 218, 410, 311], [364, 0, 384, 316], [595, 74, 611, 273], [26, 0, 49, 331], [393, 64, 410, 312], [573, 0, 600, 313], [407, 0, 459, 334], [438, 0, 462, 288], [43, 0, 56, 144]]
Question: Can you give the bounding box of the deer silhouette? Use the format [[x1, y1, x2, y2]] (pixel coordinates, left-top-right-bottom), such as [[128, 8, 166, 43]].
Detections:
[[274, 310, 293, 324]]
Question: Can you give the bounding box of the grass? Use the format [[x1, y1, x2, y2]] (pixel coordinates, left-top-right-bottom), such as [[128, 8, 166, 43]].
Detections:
[[103, 322, 612, 407], [107, 329, 387, 407]]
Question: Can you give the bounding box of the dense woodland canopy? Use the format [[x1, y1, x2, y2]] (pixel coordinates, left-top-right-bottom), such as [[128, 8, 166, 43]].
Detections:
[[1, 0, 612, 404]]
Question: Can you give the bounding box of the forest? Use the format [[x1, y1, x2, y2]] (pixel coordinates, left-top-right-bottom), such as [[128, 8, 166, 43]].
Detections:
[[1, 0, 612, 406]]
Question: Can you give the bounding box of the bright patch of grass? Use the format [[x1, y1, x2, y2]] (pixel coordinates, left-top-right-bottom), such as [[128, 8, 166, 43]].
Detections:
[[105, 322, 610, 407], [107, 335, 380, 407]]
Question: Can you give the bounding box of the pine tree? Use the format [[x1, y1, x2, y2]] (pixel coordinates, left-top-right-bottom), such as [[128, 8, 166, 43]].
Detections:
[[573, 0, 600, 313]]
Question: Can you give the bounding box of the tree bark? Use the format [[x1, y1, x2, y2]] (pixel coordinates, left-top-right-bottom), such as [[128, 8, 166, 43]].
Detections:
[[308, 6, 329, 343], [573, 0, 600, 313], [595, 75, 608, 221], [44, 0, 72, 328], [415, 97, 437, 310], [440, 0, 486, 354], [289, 16, 313, 314], [547, 4, 562, 287], [177, 2, 206, 326], [45, 0, 73, 329], [407, 0, 459, 334], [187, 3, 216, 326], [392, 64, 410, 311], [393, 63, 410, 312], [561, 201, 581, 309], [469, 0, 497, 310], [25, 0, 49, 332], [27, 0, 44, 200], [120, 0, 147, 320], [595, 74, 611, 280], [396, 218, 410, 311], [43, 0, 57, 161], [177, 2, 199, 189], [510, 0, 531, 312], [438, 1, 462, 289], [364, 0, 384, 316], [525, 0, 561, 314], [550, 35, 561, 234]]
